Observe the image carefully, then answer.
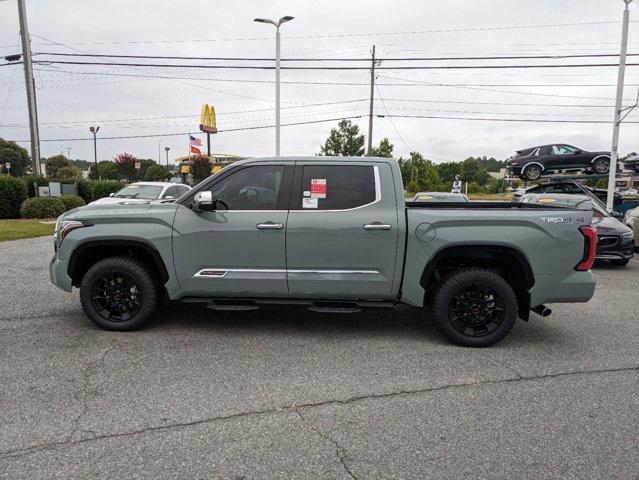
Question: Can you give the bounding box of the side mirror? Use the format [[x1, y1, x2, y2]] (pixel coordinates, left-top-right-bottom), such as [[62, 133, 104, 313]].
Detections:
[[164, 195, 174, 200], [109, 193, 115, 197], [193, 191, 214, 212], [574, 150, 582, 154]]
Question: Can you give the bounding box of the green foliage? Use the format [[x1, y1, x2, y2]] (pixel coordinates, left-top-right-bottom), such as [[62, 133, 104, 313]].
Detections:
[[460, 157, 491, 186], [0, 139, 31, 176], [191, 156, 212, 183], [20, 175, 48, 197], [59, 195, 86, 211], [467, 181, 484, 194], [138, 159, 156, 180], [319, 120, 365, 156], [399, 152, 441, 193], [97, 160, 119, 180], [76, 179, 93, 203], [91, 180, 122, 201], [20, 197, 66, 219], [0, 175, 28, 218], [45, 155, 70, 179], [595, 178, 608, 189], [370, 138, 394, 158], [436, 162, 462, 183], [56, 166, 83, 181], [144, 164, 171, 181], [114, 152, 138, 181]]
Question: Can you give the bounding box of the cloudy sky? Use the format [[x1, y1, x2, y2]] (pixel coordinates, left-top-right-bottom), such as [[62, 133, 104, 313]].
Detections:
[[0, 0, 638, 165]]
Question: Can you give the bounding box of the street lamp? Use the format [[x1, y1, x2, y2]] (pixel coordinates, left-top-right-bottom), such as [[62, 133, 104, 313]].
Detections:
[[254, 15, 294, 157], [164, 146, 170, 168], [89, 126, 99, 178]]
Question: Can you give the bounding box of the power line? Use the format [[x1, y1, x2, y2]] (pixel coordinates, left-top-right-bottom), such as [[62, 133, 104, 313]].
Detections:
[[32, 51, 639, 61], [379, 114, 639, 124]]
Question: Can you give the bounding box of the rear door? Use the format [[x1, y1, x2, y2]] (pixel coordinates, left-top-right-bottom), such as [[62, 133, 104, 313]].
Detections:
[[285, 161, 400, 299]]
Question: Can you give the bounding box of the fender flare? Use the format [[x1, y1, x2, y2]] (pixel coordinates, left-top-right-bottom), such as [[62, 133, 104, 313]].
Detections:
[[590, 154, 610, 164], [521, 162, 545, 175]]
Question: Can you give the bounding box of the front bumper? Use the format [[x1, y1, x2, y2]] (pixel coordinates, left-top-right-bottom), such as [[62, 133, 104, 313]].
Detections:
[[507, 164, 523, 176], [50, 254, 73, 292], [596, 235, 634, 261]]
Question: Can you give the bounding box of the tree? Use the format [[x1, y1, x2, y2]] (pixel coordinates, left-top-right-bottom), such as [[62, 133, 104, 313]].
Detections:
[[144, 164, 171, 181], [45, 155, 70, 179], [460, 157, 491, 186], [114, 152, 138, 182], [319, 120, 365, 156], [371, 138, 394, 158], [97, 161, 118, 180], [190, 155, 212, 183], [56, 166, 83, 181], [436, 162, 462, 183], [0, 139, 30, 176], [398, 152, 441, 193]]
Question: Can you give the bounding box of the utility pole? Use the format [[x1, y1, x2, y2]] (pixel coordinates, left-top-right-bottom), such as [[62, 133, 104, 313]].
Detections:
[[366, 45, 376, 156], [66, 147, 71, 159], [17, 0, 41, 175], [158, 140, 162, 164], [607, 0, 634, 211]]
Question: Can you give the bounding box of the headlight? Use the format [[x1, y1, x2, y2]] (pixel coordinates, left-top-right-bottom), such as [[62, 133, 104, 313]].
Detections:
[[54, 219, 91, 246], [621, 231, 634, 239]]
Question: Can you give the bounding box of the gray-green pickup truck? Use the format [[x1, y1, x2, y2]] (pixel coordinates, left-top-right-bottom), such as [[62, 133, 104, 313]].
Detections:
[[50, 157, 597, 347]]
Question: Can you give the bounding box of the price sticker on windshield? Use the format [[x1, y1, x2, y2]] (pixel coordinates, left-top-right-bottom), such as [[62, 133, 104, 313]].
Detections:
[[310, 179, 326, 199]]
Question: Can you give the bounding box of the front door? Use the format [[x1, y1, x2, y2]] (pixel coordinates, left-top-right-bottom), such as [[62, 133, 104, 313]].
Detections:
[[172, 164, 292, 297], [285, 161, 401, 300]]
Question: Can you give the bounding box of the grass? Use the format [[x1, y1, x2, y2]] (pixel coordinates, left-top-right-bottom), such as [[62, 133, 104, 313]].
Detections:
[[0, 219, 55, 242]]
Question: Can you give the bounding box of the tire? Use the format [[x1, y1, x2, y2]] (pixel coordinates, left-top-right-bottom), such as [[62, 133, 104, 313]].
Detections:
[[592, 157, 610, 174], [611, 258, 629, 266], [522, 164, 542, 181], [80, 255, 160, 331], [431, 268, 518, 347]]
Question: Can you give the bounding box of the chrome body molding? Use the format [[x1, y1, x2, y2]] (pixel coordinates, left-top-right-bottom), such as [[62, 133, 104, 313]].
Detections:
[[194, 268, 380, 278]]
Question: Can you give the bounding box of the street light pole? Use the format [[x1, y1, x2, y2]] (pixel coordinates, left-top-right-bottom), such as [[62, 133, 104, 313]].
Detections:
[[164, 146, 170, 168], [17, 0, 41, 175], [254, 15, 294, 157], [89, 126, 99, 178], [607, 0, 634, 211]]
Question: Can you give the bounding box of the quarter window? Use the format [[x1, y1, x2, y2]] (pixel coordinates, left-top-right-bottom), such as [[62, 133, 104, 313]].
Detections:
[[206, 165, 284, 210], [299, 165, 377, 210]]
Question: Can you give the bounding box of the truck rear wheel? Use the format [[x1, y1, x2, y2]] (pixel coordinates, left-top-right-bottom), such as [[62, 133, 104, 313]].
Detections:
[[431, 268, 518, 347], [79, 256, 160, 331]]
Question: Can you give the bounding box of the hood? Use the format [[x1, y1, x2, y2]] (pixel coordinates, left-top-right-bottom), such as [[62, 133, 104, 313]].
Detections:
[[89, 196, 152, 206], [590, 151, 611, 157], [592, 216, 632, 236]]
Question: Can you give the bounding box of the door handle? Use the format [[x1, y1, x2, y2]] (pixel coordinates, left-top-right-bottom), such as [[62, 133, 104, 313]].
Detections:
[[363, 224, 391, 231], [256, 223, 283, 230]]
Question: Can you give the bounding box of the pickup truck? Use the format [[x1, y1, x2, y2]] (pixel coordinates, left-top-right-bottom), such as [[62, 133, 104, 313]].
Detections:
[[50, 157, 597, 347]]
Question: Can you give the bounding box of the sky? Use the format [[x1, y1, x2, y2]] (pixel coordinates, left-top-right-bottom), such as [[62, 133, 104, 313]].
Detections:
[[0, 0, 638, 166]]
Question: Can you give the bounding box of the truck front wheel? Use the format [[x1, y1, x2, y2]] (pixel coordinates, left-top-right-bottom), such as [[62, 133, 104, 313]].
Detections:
[[79, 256, 160, 331], [431, 268, 518, 347]]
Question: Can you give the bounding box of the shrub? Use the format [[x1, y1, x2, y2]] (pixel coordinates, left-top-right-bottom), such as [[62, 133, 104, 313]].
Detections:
[[76, 178, 93, 203], [97, 161, 119, 180], [144, 164, 170, 181], [91, 180, 122, 201], [20, 197, 66, 219], [59, 195, 86, 211], [56, 166, 83, 181], [20, 175, 49, 197], [0, 174, 28, 218]]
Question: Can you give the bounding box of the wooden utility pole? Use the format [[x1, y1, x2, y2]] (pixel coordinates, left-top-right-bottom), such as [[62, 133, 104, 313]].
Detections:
[[366, 45, 376, 156], [17, 0, 41, 175]]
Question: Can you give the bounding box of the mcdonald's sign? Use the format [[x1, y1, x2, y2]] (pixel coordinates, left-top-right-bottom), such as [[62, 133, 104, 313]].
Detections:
[[199, 104, 217, 133]]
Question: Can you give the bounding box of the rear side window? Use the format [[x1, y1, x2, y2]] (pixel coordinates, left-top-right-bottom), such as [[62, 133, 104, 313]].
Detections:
[[298, 165, 377, 210]]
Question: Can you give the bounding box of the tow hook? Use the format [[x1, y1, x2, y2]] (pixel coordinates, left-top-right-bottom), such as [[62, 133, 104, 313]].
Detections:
[[531, 304, 552, 317]]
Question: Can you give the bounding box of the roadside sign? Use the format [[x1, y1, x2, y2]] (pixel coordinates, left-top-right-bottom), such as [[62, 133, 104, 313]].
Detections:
[[5, 163, 10, 171], [134, 161, 141, 170], [451, 180, 462, 194], [180, 165, 190, 174]]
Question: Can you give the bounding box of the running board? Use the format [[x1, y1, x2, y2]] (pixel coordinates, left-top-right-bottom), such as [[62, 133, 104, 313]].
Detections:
[[181, 297, 395, 313]]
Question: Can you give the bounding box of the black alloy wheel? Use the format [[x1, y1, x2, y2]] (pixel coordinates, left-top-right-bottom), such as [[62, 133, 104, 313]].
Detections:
[[90, 272, 143, 322], [447, 282, 505, 338]]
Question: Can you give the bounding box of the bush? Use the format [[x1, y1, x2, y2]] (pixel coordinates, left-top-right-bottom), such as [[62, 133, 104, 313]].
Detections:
[[56, 166, 83, 181], [0, 175, 28, 218], [20, 197, 66, 219], [20, 175, 49, 197], [97, 161, 119, 180], [144, 164, 170, 181], [76, 178, 93, 203], [59, 195, 86, 211], [91, 180, 122, 201]]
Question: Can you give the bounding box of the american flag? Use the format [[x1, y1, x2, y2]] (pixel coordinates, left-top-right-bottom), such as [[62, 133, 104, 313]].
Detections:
[[189, 135, 202, 146]]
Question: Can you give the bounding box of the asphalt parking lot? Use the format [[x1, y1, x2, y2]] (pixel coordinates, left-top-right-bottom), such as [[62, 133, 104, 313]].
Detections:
[[0, 236, 637, 479]]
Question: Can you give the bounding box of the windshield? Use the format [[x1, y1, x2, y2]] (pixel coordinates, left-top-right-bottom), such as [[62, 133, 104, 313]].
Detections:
[[114, 184, 163, 199]]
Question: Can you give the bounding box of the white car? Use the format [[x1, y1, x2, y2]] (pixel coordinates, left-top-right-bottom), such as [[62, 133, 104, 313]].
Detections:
[[89, 182, 191, 206], [624, 206, 639, 245]]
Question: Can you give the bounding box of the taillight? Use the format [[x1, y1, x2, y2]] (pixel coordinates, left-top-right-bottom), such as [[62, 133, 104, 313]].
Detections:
[[575, 225, 597, 271]]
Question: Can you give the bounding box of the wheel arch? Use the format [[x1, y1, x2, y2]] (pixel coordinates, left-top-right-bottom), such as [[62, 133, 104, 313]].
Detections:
[[590, 154, 611, 164], [521, 161, 545, 174], [419, 244, 534, 320], [68, 239, 169, 288]]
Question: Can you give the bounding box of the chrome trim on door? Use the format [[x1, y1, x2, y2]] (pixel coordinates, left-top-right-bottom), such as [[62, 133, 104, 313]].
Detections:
[[363, 224, 391, 230], [194, 268, 380, 278], [256, 223, 283, 230]]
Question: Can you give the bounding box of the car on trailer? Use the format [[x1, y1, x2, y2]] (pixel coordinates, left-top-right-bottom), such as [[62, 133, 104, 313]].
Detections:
[[411, 192, 469, 202], [512, 180, 624, 211], [506, 144, 611, 181]]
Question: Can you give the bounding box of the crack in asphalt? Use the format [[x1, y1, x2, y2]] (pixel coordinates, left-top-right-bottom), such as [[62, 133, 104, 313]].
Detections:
[[67, 337, 118, 443], [295, 408, 357, 480], [476, 350, 523, 379], [1, 365, 637, 461]]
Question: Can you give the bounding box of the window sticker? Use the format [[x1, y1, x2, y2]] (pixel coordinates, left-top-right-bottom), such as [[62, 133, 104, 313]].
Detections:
[[303, 190, 311, 197], [302, 197, 318, 209], [310, 179, 327, 199]]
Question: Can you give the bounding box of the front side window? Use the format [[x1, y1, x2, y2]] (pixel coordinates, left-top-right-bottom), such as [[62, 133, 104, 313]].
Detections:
[[554, 145, 577, 155], [298, 165, 376, 210], [207, 165, 284, 210]]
